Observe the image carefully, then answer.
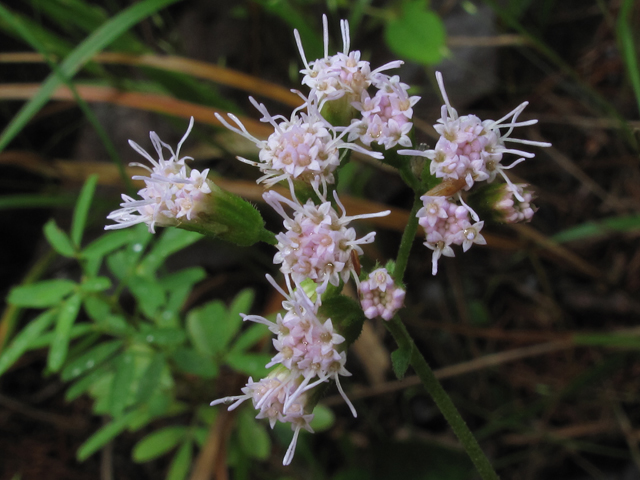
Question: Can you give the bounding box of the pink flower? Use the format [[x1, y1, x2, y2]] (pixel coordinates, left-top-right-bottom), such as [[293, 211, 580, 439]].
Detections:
[[359, 268, 405, 320]]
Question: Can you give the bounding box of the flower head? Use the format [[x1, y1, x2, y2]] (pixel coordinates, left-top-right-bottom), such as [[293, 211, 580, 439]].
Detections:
[[399, 72, 550, 197], [358, 268, 405, 320], [263, 189, 390, 292], [106, 118, 214, 233]]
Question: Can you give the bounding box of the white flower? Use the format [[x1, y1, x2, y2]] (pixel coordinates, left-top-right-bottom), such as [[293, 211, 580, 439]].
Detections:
[[105, 118, 214, 233]]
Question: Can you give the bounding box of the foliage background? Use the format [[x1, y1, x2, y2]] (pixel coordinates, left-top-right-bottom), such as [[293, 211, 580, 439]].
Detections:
[[1, 0, 640, 479]]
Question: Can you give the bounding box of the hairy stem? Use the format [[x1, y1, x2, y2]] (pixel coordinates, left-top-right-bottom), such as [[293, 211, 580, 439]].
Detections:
[[394, 194, 422, 281], [385, 317, 500, 480]]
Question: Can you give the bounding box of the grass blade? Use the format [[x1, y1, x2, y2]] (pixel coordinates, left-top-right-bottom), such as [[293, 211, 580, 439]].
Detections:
[[71, 174, 99, 247]]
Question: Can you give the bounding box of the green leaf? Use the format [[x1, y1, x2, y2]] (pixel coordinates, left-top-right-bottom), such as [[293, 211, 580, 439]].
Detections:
[[172, 347, 218, 379], [128, 275, 166, 319], [318, 295, 366, 345], [226, 352, 272, 379], [238, 408, 271, 460], [309, 404, 335, 432], [66, 361, 114, 401], [229, 323, 269, 354], [228, 289, 255, 323], [0, 193, 75, 210], [132, 426, 189, 463], [30, 323, 93, 350], [166, 441, 193, 480], [0, 0, 183, 152], [80, 276, 112, 293], [48, 293, 83, 372], [186, 300, 226, 356], [71, 174, 98, 247], [134, 353, 166, 404], [61, 339, 123, 381], [138, 229, 202, 276], [0, 309, 57, 376], [43, 219, 76, 257], [136, 327, 186, 347], [83, 295, 111, 321], [109, 351, 136, 417], [77, 410, 138, 461], [391, 345, 413, 380], [552, 215, 640, 243], [82, 226, 148, 259], [8, 279, 76, 307], [384, 1, 446, 65]]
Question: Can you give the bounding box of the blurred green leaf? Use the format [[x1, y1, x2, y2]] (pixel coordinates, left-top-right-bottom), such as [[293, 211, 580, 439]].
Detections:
[[161, 267, 206, 323], [228, 289, 255, 324], [0, 309, 56, 376], [8, 279, 76, 307], [61, 339, 123, 381], [391, 344, 412, 380], [43, 219, 76, 257], [238, 408, 271, 460], [136, 327, 186, 347], [71, 174, 98, 247], [0, 0, 183, 152], [309, 404, 335, 432], [552, 215, 640, 243], [77, 410, 138, 461], [0, 194, 76, 210], [166, 441, 193, 480], [193, 427, 208, 447], [83, 226, 150, 259], [186, 300, 226, 356], [109, 351, 136, 417], [135, 353, 166, 404], [30, 323, 93, 350], [229, 323, 269, 354], [132, 425, 188, 462], [384, 1, 446, 65], [66, 361, 114, 401], [80, 276, 112, 293], [83, 295, 110, 321], [226, 352, 272, 379], [48, 293, 83, 372], [129, 275, 166, 319], [138, 229, 202, 276], [172, 347, 218, 379]]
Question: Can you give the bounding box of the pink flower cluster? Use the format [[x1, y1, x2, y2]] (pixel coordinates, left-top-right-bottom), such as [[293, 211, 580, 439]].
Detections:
[[211, 275, 355, 465], [358, 268, 405, 321], [215, 97, 380, 190], [494, 184, 537, 223], [106, 118, 214, 233], [264, 189, 389, 293], [417, 195, 486, 275], [296, 15, 419, 150], [399, 72, 550, 198]]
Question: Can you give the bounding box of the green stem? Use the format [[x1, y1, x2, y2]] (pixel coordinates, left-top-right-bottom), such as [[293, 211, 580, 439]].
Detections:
[[385, 317, 500, 480], [394, 194, 422, 281]]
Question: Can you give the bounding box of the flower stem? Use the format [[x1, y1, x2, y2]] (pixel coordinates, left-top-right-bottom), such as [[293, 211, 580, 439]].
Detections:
[[385, 317, 500, 480], [394, 194, 422, 281]]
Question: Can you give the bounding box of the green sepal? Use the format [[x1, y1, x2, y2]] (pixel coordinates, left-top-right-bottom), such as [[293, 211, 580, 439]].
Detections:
[[320, 95, 357, 127], [467, 183, 510, 224], [318, 294, 365, 346]]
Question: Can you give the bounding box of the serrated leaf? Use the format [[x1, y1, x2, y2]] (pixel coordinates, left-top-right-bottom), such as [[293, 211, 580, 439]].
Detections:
[[80, 276, 112, 293], [166, 441, 193, 480], [172, 347, 218, 378], [109, 351, 136, 417], [43, 219, 76, 257], [0, 309, 56, 376], [61, 339, 123, 381], [71, 174, 98, 247], [309, 404, 335, 432], [132, 426, 188, 463], [384, 1, 446, 65], [8, 279, 76, 307], [138, 229, 202, 276], [391, 345, 413, 380], [238, 408, 271, 460], [134, 353, 166, 404], [77, 410, 138, 461], [186, 300, 226, 356], [48, 293, 83, 372], [226, 352, 271, 379]]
